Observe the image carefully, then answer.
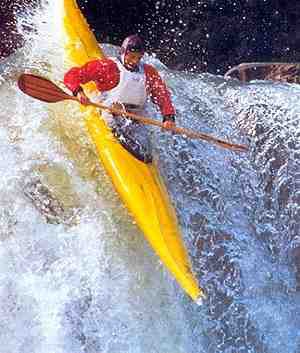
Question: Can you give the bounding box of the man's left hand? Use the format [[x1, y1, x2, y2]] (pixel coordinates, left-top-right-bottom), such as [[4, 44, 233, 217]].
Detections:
[[162, 115, 176, 129]]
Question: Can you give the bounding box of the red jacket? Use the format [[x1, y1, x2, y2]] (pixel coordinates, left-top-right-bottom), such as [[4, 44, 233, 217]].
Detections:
[[64, 58, 175, 116]]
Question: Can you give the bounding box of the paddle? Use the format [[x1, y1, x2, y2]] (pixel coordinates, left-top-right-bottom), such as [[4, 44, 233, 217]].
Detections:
[[17, 73, 248, 153]]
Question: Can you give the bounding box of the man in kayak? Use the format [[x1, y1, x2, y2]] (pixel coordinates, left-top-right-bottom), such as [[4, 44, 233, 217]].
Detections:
[[63, 34, 176, 163]]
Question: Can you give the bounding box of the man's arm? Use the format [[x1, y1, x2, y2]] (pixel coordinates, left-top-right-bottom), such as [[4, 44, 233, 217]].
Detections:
[[64, 59, 120, 104], [144, 64, 176, 128]]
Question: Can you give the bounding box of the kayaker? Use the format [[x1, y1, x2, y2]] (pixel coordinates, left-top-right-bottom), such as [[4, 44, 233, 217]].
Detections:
[[63, 34, 176, 163]]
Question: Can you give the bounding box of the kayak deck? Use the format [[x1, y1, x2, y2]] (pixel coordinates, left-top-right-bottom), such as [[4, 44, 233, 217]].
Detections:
[[62, 0, 204, 302]]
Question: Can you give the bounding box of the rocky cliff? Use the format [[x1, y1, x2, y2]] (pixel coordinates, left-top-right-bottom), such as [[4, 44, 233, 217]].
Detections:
[[78, 0, 300, 75], [1, 0, 300, 79]]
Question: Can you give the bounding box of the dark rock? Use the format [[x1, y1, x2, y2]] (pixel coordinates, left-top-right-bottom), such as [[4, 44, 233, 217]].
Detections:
[[225, 63, 300, 83], [0, 0, 40, 59], [78, 0, 300, 74], [23, 178, 80, 226], [2, 0, 300, 76]]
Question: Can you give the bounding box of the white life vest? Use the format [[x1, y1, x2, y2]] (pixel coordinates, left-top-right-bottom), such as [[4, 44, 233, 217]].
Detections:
[[103, 57, 147, 111]]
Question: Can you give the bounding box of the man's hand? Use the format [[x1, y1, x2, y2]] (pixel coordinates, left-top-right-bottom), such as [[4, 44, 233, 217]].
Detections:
[[111, 102, 127, 117], [162, 115, 176, 129], [77, 90, 90, 105]]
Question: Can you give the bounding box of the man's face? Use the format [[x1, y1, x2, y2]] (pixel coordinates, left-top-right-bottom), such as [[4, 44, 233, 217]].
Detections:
[[123, 51, 143, 71]]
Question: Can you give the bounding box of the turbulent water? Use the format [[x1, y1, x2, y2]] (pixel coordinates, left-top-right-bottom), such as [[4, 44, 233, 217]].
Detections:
[[1, 2, 300, 353]]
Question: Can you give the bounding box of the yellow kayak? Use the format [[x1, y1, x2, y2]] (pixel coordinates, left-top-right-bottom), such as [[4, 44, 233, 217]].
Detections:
[[62, 0, 204, 302]]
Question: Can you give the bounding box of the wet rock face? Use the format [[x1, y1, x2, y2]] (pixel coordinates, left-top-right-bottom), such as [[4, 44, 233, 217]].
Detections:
[[2, 0, 300, 74], [0, 1, 21, 58], [0, 0, 38, 59], [265, 64, 300, 83], [23, 178, 80, 226], [23, 178, 67, 224], [77, 0, 300, 74], [226, 63, 300, 83]]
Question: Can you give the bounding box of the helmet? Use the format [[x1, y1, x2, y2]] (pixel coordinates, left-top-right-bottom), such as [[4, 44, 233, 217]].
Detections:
[[120, 35, 145, 56]]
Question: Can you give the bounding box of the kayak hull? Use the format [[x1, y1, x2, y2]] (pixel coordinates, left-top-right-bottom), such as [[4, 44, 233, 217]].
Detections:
[[62, 0, 204, 301]]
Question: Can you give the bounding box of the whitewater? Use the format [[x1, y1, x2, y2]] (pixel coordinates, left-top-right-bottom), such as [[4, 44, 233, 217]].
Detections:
[[0, 1, 299, 353]]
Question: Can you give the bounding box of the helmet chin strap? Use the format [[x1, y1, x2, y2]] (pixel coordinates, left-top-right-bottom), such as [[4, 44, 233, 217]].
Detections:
[[120, 53, 125, 65], [121, 53, 139, 72]]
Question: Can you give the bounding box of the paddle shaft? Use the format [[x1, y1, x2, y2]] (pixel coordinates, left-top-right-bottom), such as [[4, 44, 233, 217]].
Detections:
[[17, 73, 248, 152], [84, 100, 247, 152]]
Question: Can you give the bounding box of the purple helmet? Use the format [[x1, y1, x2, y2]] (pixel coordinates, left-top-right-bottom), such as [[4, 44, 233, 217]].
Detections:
[[120, 35, 145, 56]]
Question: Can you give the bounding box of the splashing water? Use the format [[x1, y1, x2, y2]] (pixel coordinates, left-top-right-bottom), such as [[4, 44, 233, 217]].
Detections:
[[1, 1, 300, 353]]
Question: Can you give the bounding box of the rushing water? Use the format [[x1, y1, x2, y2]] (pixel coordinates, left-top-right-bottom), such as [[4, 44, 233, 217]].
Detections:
[[1, 1, 300, 353]]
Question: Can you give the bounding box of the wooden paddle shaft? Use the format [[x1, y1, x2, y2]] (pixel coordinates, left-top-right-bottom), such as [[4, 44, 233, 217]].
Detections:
[[85, 101, 248, 152]]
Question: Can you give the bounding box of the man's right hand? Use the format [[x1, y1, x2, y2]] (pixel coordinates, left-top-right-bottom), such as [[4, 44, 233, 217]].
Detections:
[[77, 91, 90, 105]]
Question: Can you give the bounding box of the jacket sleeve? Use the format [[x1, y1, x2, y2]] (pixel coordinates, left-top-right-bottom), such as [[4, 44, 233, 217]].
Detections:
[[63, 59, 120, 94], [144, 64, 175, 116]]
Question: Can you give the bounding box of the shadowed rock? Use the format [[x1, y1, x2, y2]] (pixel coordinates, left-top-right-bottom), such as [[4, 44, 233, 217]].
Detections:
[[225, 62, 300, 84], [23, 178, 80, 226], [77, 0, 300, 74], [0, 0, 40, 60]]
